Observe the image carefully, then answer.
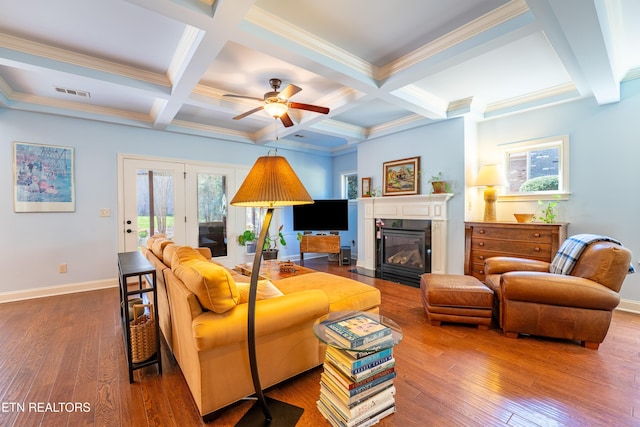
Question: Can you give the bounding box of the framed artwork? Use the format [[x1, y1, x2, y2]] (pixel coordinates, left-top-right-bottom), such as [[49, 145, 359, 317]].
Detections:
[[383, 156, 420, 196], [361, 177, 371, 197], [13, 142, 75, 212]]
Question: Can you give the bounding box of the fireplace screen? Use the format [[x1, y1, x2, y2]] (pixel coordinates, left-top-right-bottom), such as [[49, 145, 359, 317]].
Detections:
[[378, 220, 431, 287]]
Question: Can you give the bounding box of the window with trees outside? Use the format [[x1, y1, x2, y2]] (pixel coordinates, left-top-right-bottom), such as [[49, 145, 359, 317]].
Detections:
[[500, 135, 569, 200], [342, 172, 358, 200]]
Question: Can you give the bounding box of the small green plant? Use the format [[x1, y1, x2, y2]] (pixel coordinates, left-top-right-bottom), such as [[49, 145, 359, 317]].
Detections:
[[427, 171, 452, 193], [238, 229, 256, 246], [534, 195, 561, 223], [264, 224, 286, 250]]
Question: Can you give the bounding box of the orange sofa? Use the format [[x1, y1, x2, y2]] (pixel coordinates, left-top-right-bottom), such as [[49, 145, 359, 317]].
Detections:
[[140, 235, 380, 418]]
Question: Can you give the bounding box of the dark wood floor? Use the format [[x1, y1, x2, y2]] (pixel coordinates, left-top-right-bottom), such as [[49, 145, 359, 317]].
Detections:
[[1, 258, 640, 426]]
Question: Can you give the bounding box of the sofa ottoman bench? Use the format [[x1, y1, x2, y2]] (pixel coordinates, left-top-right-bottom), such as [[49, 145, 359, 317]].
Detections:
[[420, 273, 494, 329]]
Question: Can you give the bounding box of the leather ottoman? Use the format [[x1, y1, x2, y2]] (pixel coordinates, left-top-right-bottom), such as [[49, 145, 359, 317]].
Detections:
[[420, 274, 494, 329]]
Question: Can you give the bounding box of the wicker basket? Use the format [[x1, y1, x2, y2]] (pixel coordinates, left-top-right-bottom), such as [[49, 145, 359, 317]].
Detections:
[[130, 304, 157, 363]]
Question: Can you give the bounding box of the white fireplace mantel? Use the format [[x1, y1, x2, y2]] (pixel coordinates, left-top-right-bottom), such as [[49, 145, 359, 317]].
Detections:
[[357, 194, 453, 275]]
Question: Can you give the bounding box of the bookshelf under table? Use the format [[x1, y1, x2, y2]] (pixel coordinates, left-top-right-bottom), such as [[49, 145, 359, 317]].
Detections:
[[313, 311, 403, 427]]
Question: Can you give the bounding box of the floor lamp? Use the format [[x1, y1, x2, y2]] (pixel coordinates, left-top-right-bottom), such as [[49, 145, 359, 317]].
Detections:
[[230, 152, 313, 427], [475, 164, 506, 222]]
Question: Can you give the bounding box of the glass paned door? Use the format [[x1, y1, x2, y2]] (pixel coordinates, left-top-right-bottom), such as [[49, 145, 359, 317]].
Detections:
[[122, 159, 185, 252], [196, 172, 228, 257]]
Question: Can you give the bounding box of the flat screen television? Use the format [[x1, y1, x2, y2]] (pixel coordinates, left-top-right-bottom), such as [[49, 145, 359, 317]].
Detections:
[[293, 199, 349, 231]]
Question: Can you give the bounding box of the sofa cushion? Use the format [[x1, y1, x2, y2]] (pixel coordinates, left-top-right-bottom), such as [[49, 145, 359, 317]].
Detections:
[[172, 247, 239, 313], [152, 238, 174, 258], [236, 280, 284, 303], [274, 272, 380, 312]]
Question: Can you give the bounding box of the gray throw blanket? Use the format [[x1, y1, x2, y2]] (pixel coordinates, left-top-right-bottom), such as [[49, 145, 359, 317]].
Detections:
[[549, 234, 635, 275]]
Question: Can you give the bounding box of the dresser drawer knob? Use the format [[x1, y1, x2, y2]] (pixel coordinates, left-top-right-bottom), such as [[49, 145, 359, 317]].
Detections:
[[534, 247, 540, 252], [479, 255, 485, 260], [534, 233, 541, 237], [479, 270, 485, 274], [479, 242, 484, 247], [479, 230, 485, 234]]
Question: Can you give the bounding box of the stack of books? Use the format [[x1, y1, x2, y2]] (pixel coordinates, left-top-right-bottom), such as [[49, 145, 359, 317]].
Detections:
[[317, 314, 397, 427]]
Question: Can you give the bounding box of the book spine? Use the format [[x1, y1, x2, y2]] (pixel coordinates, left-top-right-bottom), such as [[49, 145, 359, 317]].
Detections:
[[352, 347, 393, 369], [349, 372, 396, 396], [348, 367, 395, 390]]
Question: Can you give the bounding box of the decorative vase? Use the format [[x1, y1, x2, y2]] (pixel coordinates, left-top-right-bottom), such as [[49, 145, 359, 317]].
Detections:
[[431, 181, 447, 194]]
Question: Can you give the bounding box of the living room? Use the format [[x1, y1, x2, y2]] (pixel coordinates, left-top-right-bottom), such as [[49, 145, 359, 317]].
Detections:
[[2, 0, 640, 425]]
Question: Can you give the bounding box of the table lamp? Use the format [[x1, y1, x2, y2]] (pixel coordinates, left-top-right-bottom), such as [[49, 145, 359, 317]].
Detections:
[[230, 151, 313, 426], [475, 164, 507, 222]]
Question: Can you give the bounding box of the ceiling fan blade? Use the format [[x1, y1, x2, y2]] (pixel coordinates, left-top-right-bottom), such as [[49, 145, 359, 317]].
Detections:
[[279, 112, 294, 127], [223, 94, 264, 101], [288, 102, 330, 114], [279, 84, 302, 99], [232, 106, 264, 120]]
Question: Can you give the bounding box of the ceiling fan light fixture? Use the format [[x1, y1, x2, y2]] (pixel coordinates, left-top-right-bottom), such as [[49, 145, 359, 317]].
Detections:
[[263, 99, 288, 118]]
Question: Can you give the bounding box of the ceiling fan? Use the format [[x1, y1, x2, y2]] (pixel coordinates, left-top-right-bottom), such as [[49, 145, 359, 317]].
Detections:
[[223, 78, 330, 127]]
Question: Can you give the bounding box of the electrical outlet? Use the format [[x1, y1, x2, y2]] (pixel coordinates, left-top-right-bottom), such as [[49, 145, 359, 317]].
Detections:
[[99, 208, 111, 217], [59, 263, 67, 273]]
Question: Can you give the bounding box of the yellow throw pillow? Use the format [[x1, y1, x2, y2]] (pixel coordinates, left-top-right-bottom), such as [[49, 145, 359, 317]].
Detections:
[[236, 280, 284, 304], [173, 258, 239, 313]]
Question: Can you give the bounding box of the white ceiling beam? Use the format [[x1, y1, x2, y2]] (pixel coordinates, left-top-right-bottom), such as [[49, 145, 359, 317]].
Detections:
[[527, 0, 619, 104]]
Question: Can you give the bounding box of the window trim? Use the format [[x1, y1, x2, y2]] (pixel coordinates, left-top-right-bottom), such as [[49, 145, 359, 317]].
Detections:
[[498, 135, 570, 202], [341, 171, 358, 200]]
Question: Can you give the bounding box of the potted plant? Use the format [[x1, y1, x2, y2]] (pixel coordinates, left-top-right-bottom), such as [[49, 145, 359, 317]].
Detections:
[[263, 224, 286, 260], [238, 228, 257, 253], [428, 172, 451, 194], [534, 195, 561, 223]]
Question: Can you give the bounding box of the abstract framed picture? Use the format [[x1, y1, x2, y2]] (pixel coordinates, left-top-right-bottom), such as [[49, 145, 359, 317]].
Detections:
[[383, 156, 420, 196], [13, 142, 75, 212]]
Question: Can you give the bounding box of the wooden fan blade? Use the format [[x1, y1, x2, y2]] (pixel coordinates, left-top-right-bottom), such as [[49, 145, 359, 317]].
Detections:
[[279, 112, 294, 127], [289, 102, 330, 114], [280, 84, 302, 99], [223, 94, 264, 101], [232, 106, 263, 120]]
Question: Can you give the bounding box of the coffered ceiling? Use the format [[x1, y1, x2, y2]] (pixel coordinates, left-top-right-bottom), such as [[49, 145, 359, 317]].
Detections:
[[1, 0, 638, 154]]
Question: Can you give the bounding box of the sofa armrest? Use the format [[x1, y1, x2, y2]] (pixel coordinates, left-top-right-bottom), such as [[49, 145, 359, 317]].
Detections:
[[501, 271, 620, 311], [484, 256, 550, 275], [192, 290, 329, 351]]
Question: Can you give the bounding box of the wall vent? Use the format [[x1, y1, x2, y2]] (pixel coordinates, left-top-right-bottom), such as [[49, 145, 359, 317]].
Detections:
[[54, 87, 91, 98]]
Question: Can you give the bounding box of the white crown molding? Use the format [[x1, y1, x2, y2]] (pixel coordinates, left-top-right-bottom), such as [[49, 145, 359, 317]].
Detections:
[[484, 82, 578, 115], [0, 32, 170, 88], [378, 0, 530, 79], [244, 6, 376, 79]]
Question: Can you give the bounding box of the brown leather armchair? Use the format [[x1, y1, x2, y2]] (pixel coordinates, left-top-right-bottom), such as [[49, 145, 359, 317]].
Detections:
[[484, 241, 632, 349]]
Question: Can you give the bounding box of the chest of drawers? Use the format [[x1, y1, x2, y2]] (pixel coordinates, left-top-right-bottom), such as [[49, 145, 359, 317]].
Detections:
[[464, 221, 568, 282]]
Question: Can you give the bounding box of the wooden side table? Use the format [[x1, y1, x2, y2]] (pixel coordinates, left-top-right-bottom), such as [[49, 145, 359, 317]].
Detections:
[[118, 251, 162, 383], [300, 234, 341, 266]]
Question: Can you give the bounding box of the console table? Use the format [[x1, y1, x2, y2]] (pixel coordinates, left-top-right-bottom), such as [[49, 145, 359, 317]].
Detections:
[[300, 234, 341, 266], [117, 251, 162, 383], [464, 221, 568, 282]]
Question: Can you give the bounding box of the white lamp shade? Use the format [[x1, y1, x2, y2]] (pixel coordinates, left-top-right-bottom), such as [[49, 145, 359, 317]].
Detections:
[[475, 164, 507, 187], [263, 100, 288, 118]]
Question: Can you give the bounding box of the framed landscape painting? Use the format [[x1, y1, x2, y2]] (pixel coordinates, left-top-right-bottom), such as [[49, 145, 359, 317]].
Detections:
[[383, 156, 420, 196], [13, 142, 75, 212]]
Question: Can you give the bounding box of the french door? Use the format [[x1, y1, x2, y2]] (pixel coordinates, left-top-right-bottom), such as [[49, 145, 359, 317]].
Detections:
[[121, 158, 186, 252], [120, 156, 240, 262]]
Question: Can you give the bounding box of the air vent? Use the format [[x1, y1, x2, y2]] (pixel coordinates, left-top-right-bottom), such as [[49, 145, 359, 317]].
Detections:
[[293, 134, 305, 138], [54, 86, 91, 98]]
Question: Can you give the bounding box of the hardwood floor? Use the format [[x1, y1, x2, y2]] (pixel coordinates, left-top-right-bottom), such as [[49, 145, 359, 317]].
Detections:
[[1, 258, 640, 426]]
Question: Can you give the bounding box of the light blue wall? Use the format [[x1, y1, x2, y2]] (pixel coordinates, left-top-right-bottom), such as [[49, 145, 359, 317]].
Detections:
[[0, 109, 331, 293], [357, 119, 467, 273], [477, 79, 640, 302]]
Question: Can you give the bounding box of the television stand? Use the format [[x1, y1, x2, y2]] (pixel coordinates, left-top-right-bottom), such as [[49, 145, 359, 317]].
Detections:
[[300, 234, 341, 266]]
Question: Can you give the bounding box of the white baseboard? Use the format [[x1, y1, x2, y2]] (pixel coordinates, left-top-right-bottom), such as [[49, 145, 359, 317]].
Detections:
[[616, 299, 640, 315], [0, 279, 118, 303]]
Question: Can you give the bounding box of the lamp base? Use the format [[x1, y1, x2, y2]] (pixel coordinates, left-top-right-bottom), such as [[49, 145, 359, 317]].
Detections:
[[235, 397, 304, 427]]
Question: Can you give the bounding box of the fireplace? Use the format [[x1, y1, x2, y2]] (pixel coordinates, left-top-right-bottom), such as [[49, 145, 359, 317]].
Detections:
[[378, 219, 431, 287], [357, 194, 452, 278]]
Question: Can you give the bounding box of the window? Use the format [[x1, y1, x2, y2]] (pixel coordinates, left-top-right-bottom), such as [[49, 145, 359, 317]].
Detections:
[[500, 136, 570, 200], [342, 172, 358, 200]]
